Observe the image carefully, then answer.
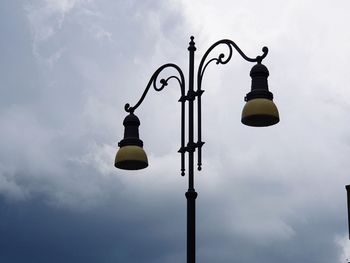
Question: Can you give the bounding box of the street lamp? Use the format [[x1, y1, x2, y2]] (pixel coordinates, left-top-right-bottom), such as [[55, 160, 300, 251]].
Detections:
[[115, 36, 279, 263]]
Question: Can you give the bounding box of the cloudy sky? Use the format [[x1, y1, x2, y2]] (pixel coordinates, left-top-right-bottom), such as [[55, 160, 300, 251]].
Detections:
[[1, 0, 350, 262]]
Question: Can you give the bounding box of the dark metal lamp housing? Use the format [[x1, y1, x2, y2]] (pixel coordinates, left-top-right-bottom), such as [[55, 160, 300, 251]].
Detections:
[[115, 113, 148, 170], [241, 63, 279, 127]]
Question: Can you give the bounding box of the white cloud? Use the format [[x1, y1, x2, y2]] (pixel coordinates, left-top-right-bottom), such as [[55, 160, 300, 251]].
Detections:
[[45, 0, 84, 14], [336, 235, 350, 263], [25, 0, 94, 66], [73, 142, 116, 176]]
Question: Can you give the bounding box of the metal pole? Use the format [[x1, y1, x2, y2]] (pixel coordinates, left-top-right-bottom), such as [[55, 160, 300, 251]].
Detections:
[[346, 185, 350, 239], [186, 36, 197, 263]]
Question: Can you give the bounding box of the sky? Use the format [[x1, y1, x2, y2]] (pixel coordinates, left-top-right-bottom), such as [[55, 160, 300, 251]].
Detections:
[[1, 0, 350, 262]]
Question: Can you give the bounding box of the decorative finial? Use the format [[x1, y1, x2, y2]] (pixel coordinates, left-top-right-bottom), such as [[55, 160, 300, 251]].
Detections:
[[188, 36, 196, 51]]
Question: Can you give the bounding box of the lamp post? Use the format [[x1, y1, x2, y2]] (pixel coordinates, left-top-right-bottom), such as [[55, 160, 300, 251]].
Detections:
[[115, 36, 279, 263], [346, 185, 350, 239]]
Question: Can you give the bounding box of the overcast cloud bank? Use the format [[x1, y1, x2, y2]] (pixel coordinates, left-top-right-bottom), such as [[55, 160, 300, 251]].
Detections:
[[0, 0, 350, 262]]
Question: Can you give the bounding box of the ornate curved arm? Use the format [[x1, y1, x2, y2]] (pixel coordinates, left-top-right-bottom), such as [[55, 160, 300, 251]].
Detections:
[[123, 63, 186, 176], [124, 63, 185, 113], [194, 39, 268, 171], [197, 39, 268, 92]]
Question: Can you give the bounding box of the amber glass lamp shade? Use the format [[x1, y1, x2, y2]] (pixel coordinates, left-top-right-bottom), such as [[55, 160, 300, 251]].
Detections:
[[241, 63, 279, 127]]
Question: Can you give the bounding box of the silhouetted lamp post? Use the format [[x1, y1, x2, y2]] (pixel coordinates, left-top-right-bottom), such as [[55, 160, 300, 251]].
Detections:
[[115, 36, 279, 263], [346, 185, 350, 239]]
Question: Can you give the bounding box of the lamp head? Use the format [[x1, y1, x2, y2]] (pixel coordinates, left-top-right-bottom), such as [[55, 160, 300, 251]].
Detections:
[[115, 113, 148, 170], [241, 63, 279, 127]]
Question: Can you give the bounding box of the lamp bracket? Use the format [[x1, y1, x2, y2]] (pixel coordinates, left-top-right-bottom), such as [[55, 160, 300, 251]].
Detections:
[[178, 141, 205, 154], [197, 40, 268, 94], [180, 90, 204, 102], [124, 63, 185, 113], [194, 40, 268, 172], [124, 63, 187, 176]]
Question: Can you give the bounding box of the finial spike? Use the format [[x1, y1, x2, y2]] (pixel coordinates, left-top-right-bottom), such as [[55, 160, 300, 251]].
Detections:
[[188, 36, 196, 51]]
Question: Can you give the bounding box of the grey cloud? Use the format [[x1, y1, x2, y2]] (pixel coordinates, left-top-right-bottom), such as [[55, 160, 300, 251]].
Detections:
[[1, 0, 350, 262]]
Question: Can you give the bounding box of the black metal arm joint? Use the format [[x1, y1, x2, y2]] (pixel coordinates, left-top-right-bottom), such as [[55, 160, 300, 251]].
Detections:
[[178, 147, 186, 154], [179, 144, 195, 153], [178, 146, 194, 153], [186, 90, 196, 101], [196, 141, 205, 148], [178, 96, 186, 102], [181, 90, 204, 102], [178, 141, 205, 154], [185, 191, 198, 199]]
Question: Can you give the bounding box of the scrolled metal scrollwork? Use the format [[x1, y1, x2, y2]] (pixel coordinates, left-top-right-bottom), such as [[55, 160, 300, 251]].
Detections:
[[197, 39, 268, 91], [154, 76, 183, 92], [124, 63, 185, 113]]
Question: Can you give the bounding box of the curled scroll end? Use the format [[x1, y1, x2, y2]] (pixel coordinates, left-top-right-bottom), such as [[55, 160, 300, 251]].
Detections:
[[160, 78, 168, 86], [217, 53, 225, 64], [261, 46, 269, 60], [124, 103, 134, 113], [256, 46, 269, 63], [262, 46, 269, 54]]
